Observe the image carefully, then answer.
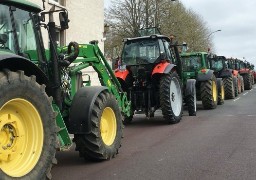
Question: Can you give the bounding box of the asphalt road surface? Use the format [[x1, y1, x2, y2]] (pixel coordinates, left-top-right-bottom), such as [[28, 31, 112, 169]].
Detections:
[[52, 85, 256, 180]]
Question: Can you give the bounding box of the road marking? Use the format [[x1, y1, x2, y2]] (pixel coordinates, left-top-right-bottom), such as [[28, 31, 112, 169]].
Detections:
[[250, 89, 253, 91], [233, 97, 240, 101], [243, 92, 248, 96], [247, 115, 256, 117]]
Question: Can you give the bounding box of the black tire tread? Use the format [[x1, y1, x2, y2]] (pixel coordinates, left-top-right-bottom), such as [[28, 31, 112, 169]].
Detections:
[[160, 72, 183, 124], [0, 70, 56, 180], [223, 77, 235, 99], [200, 75, 218, 109], [74, 90, 123, 161]]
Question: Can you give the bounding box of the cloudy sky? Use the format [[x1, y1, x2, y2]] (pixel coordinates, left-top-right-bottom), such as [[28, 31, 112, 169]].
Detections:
[[105, 0, 256, 65]]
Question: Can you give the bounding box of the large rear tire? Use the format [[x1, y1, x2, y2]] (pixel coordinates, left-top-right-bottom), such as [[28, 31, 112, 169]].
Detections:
[[233, 77, 238, 97], [243, 73, 252, 90], [160, 72, 183, 124], [74, 90, 123, 160], [217, 79, 225, 105], [0, 70, 57, 180], [223, 77, 235, 99], [200, 75, 218, 109]]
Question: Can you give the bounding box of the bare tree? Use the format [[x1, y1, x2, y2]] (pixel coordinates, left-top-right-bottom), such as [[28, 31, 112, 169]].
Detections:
[[105, 0, 213, 59]]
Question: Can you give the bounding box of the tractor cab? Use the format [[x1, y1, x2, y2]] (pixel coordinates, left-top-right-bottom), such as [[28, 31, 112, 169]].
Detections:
[[115, 29, 183, 124], [180, 52, 210, 82], [121, 35, 175, 79]]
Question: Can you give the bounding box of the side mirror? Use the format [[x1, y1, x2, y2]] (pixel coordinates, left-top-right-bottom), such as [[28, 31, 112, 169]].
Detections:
[[59, 11, 69, 30]]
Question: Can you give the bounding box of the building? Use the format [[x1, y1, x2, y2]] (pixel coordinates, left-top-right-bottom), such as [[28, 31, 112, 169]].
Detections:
[[29, 0, 105, 85]]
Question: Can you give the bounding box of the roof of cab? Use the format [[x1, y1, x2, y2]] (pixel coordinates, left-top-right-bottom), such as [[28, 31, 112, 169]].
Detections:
[[124, 34, 171, 42], [1, 0, 42, 13]]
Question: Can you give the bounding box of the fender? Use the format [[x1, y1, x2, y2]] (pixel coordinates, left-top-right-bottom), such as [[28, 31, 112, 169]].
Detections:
[[0, 53, 50, 92], [152, 61, 176, 76], [219, 69, 232, 78], [68, 86, 108, 134], [197, 69, 214, 81], [115, 69, 129, 81], [232, 70, 239, 77], [185, 79, 196, 97]]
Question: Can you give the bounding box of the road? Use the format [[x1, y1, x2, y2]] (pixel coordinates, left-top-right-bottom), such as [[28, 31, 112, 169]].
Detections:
[[52, 86, 256, 180]]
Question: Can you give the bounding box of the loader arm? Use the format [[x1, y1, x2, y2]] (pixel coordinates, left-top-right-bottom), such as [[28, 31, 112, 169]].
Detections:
[[62, 42, 131, 117]]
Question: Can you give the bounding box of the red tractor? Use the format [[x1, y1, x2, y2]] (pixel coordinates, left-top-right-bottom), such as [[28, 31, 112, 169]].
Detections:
[[232, 59, 254, 90], [114, 31, 184, 124]]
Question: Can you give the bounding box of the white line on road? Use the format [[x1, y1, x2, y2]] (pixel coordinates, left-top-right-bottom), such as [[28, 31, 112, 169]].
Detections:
[[248, 115, 256, 117], [243, 92, 248, 96], [233, 97, 240, 101]]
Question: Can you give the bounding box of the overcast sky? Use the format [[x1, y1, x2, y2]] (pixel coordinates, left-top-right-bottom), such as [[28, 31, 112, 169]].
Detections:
[[105, 0, 256, 65]]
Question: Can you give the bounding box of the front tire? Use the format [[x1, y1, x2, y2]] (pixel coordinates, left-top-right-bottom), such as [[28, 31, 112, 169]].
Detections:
[[243, 73, 252, 90], [74, 90, 123, 160], [0, 70, 56, 180], [160, 72, 183, 124]]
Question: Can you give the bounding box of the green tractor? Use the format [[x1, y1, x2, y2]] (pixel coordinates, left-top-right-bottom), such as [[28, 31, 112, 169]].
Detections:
[[0, 1, 130, 179], [208, 56, 244, 99], [180, 52, 224, 110]]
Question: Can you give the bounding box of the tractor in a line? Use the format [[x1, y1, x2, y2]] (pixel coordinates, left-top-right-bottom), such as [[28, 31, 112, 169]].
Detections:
[[0, 0, 131, 179], [114, 27, 192, 123], [208, 56, 244, 99], [180, 52, 224, 109], [231, 58, 254, 90]]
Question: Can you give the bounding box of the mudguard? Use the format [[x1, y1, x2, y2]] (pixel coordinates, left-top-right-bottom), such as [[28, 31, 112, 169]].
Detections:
[[185, 79, 196, 97], [0, 53, 50, 93], [115, 69, 129, 81], [68, 86, 108, 134], [197, 69, 214, 81], [219, 69, 232, 78], [152, 62, 176, 76]]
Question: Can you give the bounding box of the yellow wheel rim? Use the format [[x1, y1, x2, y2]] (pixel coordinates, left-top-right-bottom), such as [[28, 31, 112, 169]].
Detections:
[[0, 98, 43, 177], [221, 84, 225, 100], [212, 81, 217, 102], [100, 107, 117, 146]]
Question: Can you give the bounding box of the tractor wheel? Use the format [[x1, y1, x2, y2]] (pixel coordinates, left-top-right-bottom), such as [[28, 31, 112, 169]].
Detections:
[[74, 90, 123, 161], [0, 70, 56, 180], [241, 76, 245, 92], [160, 72, 183, 124], [217, 79, 225, 105], [200, 75, 218, 109], [237, 76, 242, 94], [186, 90, 196, 116], [223, 77, 235, 99], [243, 73, 252, 90], [233, 77, 238, 97]]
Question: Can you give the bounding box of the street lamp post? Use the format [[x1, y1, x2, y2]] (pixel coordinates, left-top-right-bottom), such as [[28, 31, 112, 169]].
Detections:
[[207, 29, 221, 39]]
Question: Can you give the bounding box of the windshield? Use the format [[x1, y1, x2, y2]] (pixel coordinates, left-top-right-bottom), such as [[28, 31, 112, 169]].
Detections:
[[181, 55, 201, 71], [210, 58, 224, 71], [122, 38, 160, 65], [0, 4, 37, 57]]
